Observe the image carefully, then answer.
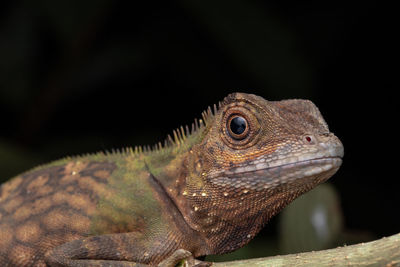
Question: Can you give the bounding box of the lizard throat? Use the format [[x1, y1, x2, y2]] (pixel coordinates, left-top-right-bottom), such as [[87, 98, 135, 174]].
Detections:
[[190, 156, 342, 255]]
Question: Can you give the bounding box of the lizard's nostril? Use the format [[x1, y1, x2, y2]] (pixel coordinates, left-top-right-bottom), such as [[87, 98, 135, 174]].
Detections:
[[304, 135, 315, 144]]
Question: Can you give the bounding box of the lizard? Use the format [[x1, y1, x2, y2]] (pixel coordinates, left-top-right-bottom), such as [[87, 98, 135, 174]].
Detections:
[[0, 92, 344, 266]]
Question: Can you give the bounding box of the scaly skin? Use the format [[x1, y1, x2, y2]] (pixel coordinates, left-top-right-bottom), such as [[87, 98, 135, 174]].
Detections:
[[0, 93, 343, 266]]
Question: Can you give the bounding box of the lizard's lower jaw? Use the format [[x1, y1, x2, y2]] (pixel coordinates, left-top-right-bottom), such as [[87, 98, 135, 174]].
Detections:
[[209, 139, 343, 191], [264, 156, 342, 190], [210, 156, 342, 192]]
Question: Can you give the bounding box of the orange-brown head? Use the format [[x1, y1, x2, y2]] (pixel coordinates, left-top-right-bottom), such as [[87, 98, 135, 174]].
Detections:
[[183, 92, 343, 254]]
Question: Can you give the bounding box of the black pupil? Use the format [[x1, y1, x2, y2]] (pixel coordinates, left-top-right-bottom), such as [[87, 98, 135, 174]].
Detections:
[[230, 116, 247, 135]]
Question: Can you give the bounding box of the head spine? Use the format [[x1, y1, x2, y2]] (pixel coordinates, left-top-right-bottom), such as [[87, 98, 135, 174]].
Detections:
[[130, 102, 221, 155]]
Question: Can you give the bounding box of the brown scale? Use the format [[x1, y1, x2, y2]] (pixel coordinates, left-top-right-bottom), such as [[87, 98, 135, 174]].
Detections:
[[0, 160, 116, 266]]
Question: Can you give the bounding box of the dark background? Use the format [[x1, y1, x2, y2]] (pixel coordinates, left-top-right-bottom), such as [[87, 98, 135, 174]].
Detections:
[[0, 0, 397, 260]]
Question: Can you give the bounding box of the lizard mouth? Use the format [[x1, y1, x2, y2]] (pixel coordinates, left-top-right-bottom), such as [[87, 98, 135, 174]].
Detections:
[[209, 156, 342, 191]]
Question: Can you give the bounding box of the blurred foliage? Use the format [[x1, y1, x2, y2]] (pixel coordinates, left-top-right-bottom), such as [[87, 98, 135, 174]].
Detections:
[[279, 184, 344, 254]]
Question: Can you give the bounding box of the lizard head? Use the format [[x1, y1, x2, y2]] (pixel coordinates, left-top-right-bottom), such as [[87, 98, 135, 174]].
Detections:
[[197, 92, 343, 192], [184, 92, 343, 253]]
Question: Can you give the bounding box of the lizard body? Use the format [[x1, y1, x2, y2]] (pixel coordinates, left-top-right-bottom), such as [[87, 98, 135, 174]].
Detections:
[[0, 93, 343, 266]]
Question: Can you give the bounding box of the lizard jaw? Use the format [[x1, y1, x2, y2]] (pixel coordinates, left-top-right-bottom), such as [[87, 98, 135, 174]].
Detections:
[[209, 156, 342, 192], [208, 137, 344, 192]]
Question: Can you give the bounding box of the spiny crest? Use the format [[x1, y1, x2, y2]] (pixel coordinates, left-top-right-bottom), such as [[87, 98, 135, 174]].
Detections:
[[130, 101, 222, 155]]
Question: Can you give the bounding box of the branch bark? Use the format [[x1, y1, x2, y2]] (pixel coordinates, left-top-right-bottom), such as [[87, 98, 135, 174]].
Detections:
[[210, 232, 400, 267]]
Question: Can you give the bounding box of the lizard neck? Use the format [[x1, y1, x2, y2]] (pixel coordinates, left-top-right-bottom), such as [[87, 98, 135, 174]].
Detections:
[[147, 147, 281, 255], [144, 145, 216, 256]]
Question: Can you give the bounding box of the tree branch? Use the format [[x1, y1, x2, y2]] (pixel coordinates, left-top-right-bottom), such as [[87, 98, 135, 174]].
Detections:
[[210, 232, 400, 266]]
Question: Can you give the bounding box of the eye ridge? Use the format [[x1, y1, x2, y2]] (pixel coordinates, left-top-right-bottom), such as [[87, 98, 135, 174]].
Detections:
[[227, 115, 249, 140]]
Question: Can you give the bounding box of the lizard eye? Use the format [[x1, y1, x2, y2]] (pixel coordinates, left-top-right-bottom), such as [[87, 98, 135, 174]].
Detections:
[[221, 105, 260, 149], [227, 115, 248, 140]]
